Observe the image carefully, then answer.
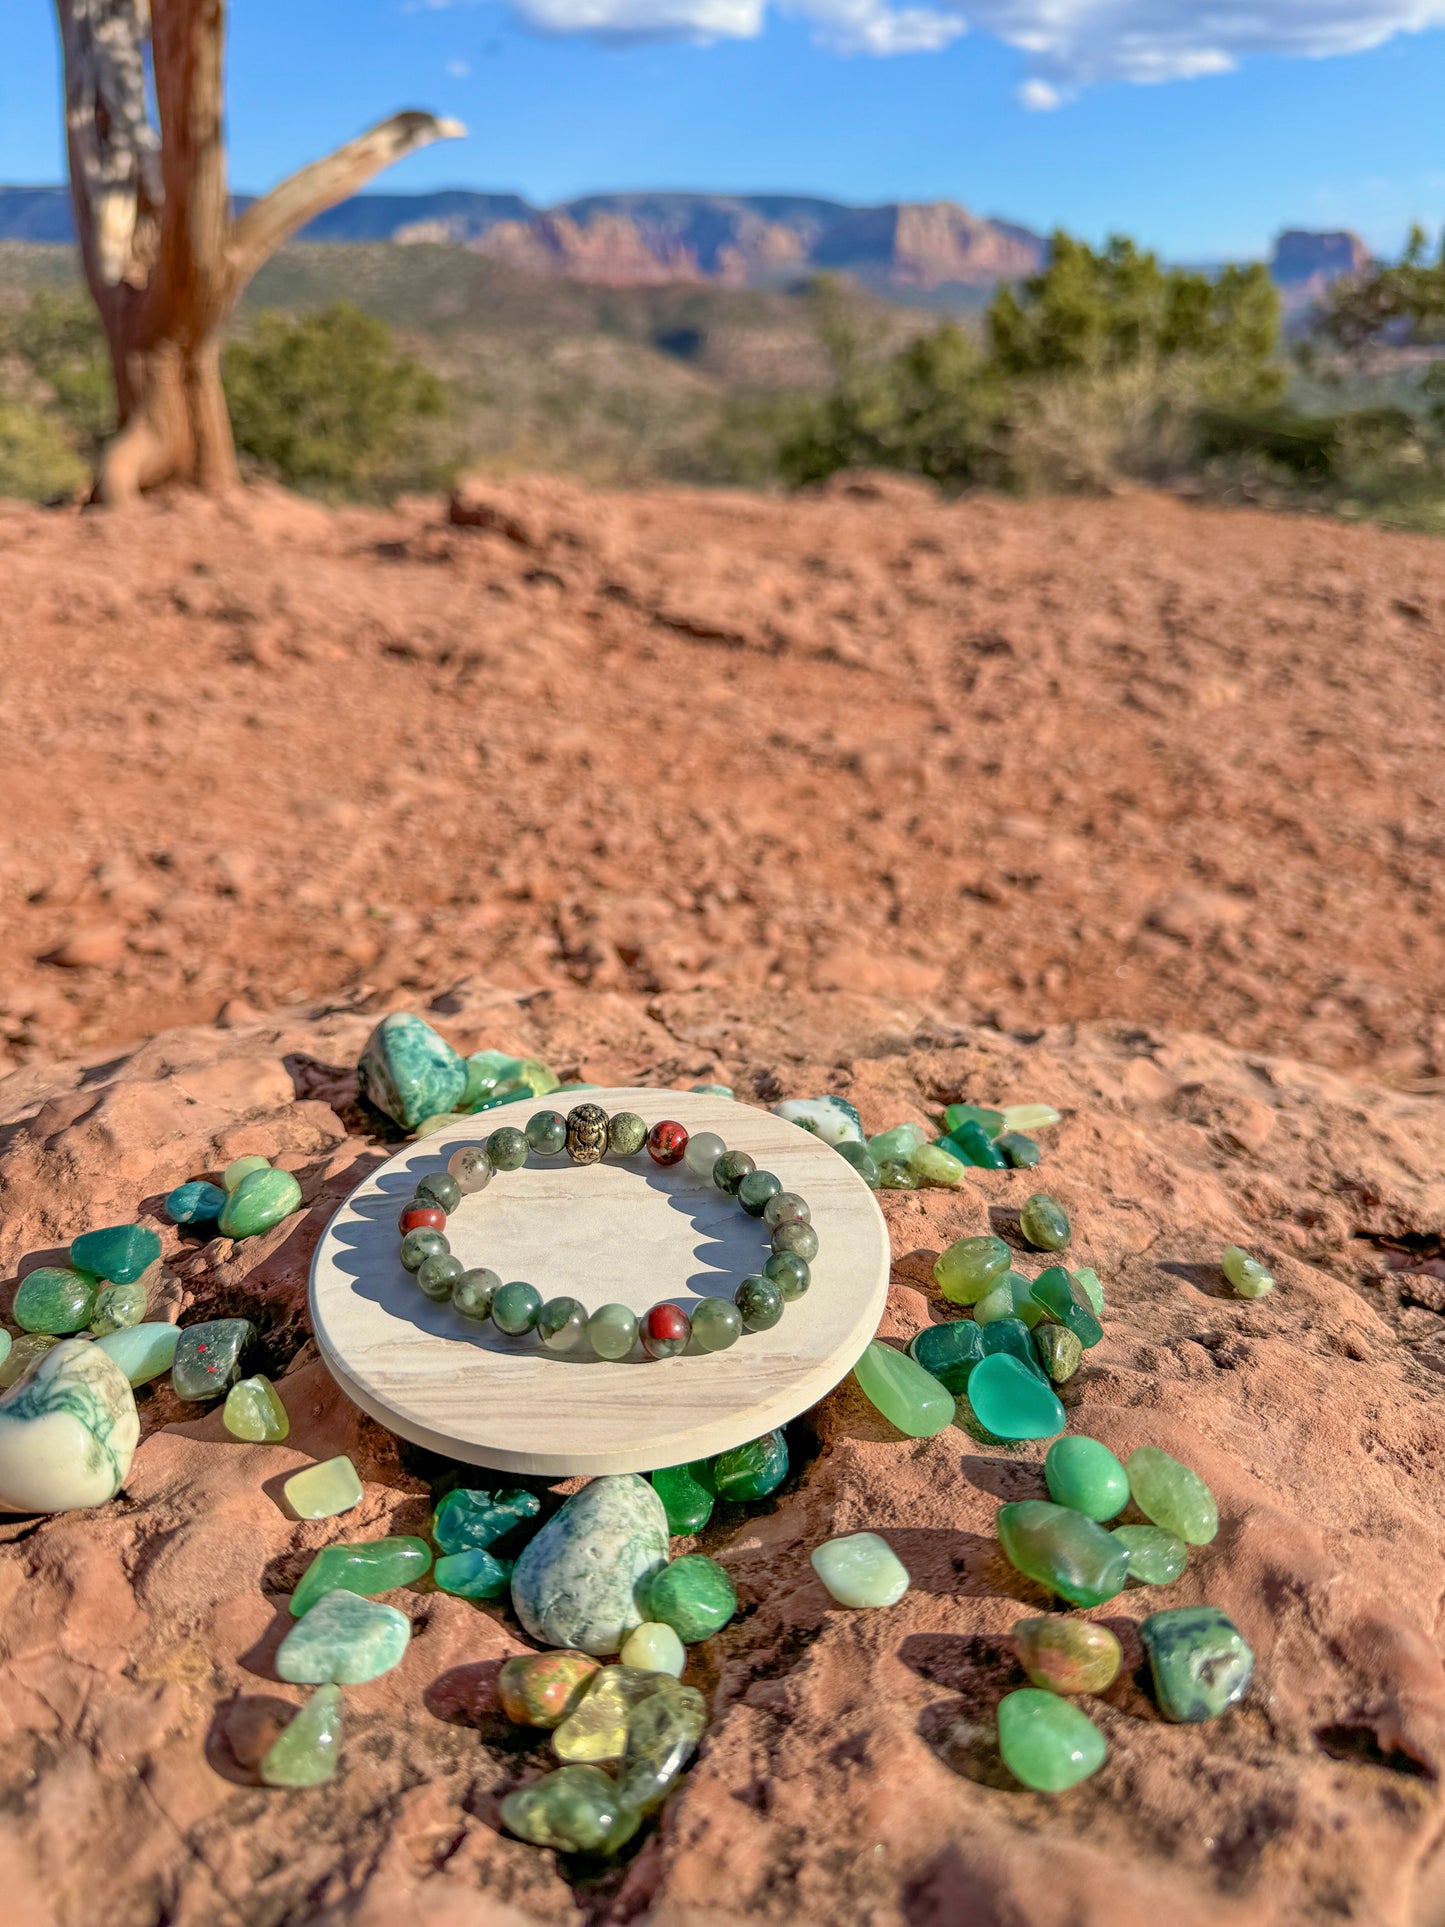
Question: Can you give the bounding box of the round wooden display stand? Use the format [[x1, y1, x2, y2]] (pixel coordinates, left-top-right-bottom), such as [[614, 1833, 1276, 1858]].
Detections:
[[309, 1087, 891, 1476]]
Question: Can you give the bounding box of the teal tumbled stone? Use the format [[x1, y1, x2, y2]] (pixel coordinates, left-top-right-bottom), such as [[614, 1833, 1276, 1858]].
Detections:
[[644, 1554, 737, 1641], [1140, 1606, 1254, 1721], [170, 1318, 255, 1399], [1113, 1523, 1188, 1585], [94, 1320, 180, 1386], [1044, 1436, 1128, 1521], [1030, 1267, 1104, 1348], [712, 1429, 789, 1501], [652, 1461, 716, 1534], [13, 1267, 97, 1335], [996, 1131, 1041, 1169], [358, 1011, 467, 1130], [219, 1167, 303, 1240], [943, 1103, 1004, 1139], [966, 1354, 1065, 1440], [435, 1548, 513, 1598], [165, 1180, 227, 1224], [290, 1536, 432, 1615], [432, 1486, 541, 1553], [979, 1316, 1049, 1379], [998, 1688, 1106, 1791], [909, 1318, 984, 1394], [941, 1123, 1007, 1170], [69, 1222, 160, 1286], [996, 1500, 1128, 1607], [853, 1341, 955, 1438], [274, 1587, 411, 1684]]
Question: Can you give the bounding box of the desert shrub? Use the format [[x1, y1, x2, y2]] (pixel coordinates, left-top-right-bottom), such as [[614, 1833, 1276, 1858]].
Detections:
[[0, 398, 89, 501], [1319, 225, 1445, 350], [1, 290, 113, 452], [1005, 360, 1211, 494]]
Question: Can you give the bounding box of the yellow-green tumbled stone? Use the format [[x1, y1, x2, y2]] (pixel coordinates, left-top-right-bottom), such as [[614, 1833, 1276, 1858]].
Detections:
[[90, 1278, 148, 1336], [284, 1455, 364, 1520], [1222, 1245, 1274, 1298], [1019, 1193, 1071, 1252], [223, 1154, 271, 1192], [1126, 1446, 1218, 1545], [223, 1375, 290, 1442], [619, 1622, 687, 1677], [0, 1332, 60, 1390], [908, 1142, 967, 1187], [552, 1665, 668, 1763], [259, 1684, 343, 1787], [501, 1764, 640, 1855], [934, 1235, 1012, 1306], [853, 1341, 956, 1438], [219, 1167, 303, 1240], [810, 1532, 910, 1608]]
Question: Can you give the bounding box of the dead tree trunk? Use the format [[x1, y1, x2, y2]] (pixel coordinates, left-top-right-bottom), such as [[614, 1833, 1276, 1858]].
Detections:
[[54, 0, 463, 502]]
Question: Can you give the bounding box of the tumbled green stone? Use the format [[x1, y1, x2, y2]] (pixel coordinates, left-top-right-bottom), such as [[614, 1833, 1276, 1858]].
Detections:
[[876, 1157, 918, 1190], [94, 1320, 179, 1386], [712, 1428, 789, 1501], [501, 1764, 641, 1855], [934, 1234, 1012, 1306], [70, 1222, 161, 1287], [1030, 1267, 1104, 1348], [619, 1621, 687, 1676], [166, 1179, 227, 1224], [943, 1103, 1005, 1138], [614, 1679, 707, 1813], [996, 1131, 1042, 1169], [967, 1354, 1064, 1440], [1013, 1615, 1122, 1695], [219, 1167, 303, 1241], [223, 1154, 271, 1192], [1044, 1437, 1128, 1521], [997, 1501, 1128, 1607], [690, 1081, 734, 1098], [607, 1111, 648, 1158], [284, 1454, 364, 1520], [400, 1226, 448, 1271], [1074, 1267, 1105, 1314], [90, 1277, 147, 1336], [434, 1548, 513, 1597], [487, 1125, 529, 1171], [1034, 1326, 1083, 1383], [1019, 1193, 1071, 1252], [1140, 1606, 1254, 1721], [998, 1687, 1106, 1791], [941, 1123, 1008, 1170], [652, 1461, 716, 1534], [974, 1272, 1045, 1329], [644, 1554, 737, 1642], [763, 1251, 810, 1300], [462, 1049, 523, 1109], [553, 1665, 666, 1762], [453, 1267, 499, 1320], [867, 1122, 930, 1162], [737, 1169, 782, 1216], [1222, 1245, 1274, 1297], [0, 1331, 9, 1370], [691, 1298, 743, 1352], [223, 1375, 290, 1442], [291, 1535, 432, 1615], [811, 1531, 910, 1607], [1003, 1103, 1062, 1135], [835, 1141, 881, 1188], [909, 1142, 967, 1187], [1113, 1523, 1188, 1585], [538, 1296, 588, 1351], [14, 1267, 97, 1335], [492, 1280, 542, 1334], [587, 1302, 639, 1359], [1126, 1445, 1218, 1545], [358, 1010, 467, 1130], [433, 1487, 541, 1553], [259, 1684, 343, 1788], [853, 1341, 955, 1438], [519, 1055, 563, 1100], [909, 1317, 984, 1393], [0, 1332, 59, 1390], [979, 1316, 1048, 1378], [275, 1587, 410, 1684], [416, 1252, 463, 1301], [734, 1275, 783, 1330], [498, 1650, 601, 1726], [171, 1317, 255, 1399]]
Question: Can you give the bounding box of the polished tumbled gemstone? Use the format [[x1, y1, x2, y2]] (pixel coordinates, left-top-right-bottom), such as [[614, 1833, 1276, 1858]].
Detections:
[[645, 1554, 737, 1641], [998, 1687, 1106, 1791], [90, 1277, 147, 1335], [71, 1222, 161, 1286], [944, 1102, 1005, 1138], [691, 1298, 743, 1352], [1003, 1103, 1062, 1134], [737, 1169, 783, 1216], [171, 1317, 255, 1399], [942, 1123, 1008, 1170], [1222, 1245, 1274, 1297], [1030, 1267, 1104, 1347], [1113, 1523, 1188, 1585], [291, 1536, 432, 1615], [416, 1252, 464, 1301], [538, 1296, 588, 1351], [517, 1058, 560, 1099], [974, 1272, 1045, 1329], [219, 1168, 303, 1240], [553, 1665, 666, 1762], [1044, 1437, 1128, 1521], [811, 1532, 910, 1607], [614, 1679, 707, 1813], [462, 1050, 521, 1108], [223, 1154, 271, 1192], [501, 1764, 640, 1854], [166, 1179, 227, 1224], [359, 1011, 466, 1129], [712, 1149, 756, 1195], [487, 1125, 529, 1171], [1019, 1193, 1071, 1252], [1126, 1445, 1218, 1544], [435, 1548, 512, 1597], [448, 1143, 496, 1193], [854, 1341, 956, 1438], [997, 1501, 1129, 1607], [566, 1103, 610, 1164], [499, 1650, 602, 1726], [684, 1129, 727, 1177], [909, 1317, 984, 1393], [773, 1094, 863, 1145], [1074, 1266, 1105, 1314], [934, 1234, 1012, 1306], [14, 1267, 97, 1335], [876, 1157, 918, 1190], [400, 1227, 448, 1272], [641, 1303, 691, 1360], [690, 1081, 734, 1097], [996, 1131, 1041, 1169], [763, 1251, 810, 1299], [492, 1280, 542, 1334], [0, 1330, 10, 1370], [608, 1112, 648, 1158], [835, 1141, 882, 1187], [763, 1191, 810, 1228], [1013, 1614, 1122, 1694], [771, 1219, 819, 1262], [284, 1454, 364, 1520], [967, 1354, 1064, 1440], [259, 1683, 343, 1787], [0, 1332, 60, 1390], [1141, 1606, 1254, 1721], [275, 1588, 410, 1684], [453, 1267, 499, 1320], [620, 1621, 687, 1676], [94, 1320, 179, 1386], [224, 1375, 290, 1442], [909, 1142, 967, 1187], [588, 1302, 639, 1359], [652, 1461, 716, 1533], [1035, 1326, 1083, 1383], [979, 1316, 1049, 1378], [734, 1275, 784, 1330], [432, 1486, 541, 1553], [868, 1122, 930, 1162], [712, 1428, 790, 1501]]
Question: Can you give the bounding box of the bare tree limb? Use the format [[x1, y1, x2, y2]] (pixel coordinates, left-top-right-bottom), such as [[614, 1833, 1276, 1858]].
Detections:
[[54, 0, 162, 290]]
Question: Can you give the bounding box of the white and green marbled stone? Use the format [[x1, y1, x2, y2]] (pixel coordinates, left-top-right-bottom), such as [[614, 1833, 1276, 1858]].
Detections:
[[0, 1338, 139, 1514], [771, 1095, 864, 1147], [511, 1474, 670, 1656]]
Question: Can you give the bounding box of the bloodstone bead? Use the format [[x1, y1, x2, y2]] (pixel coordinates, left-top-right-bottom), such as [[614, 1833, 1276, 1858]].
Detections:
[[1019, 1192, 1072, 1252], [566, 1103, 610, 1165], [417, 1252, 464, 1301], [712, 1149, 756, 1195], [538, 1295, 589, 1351], [487, 1126, 528, 1172], [877, 1157, 917, 1190], [771, 1219, 819, 1262], [526, 1110, 568, 1156], [447, 1144, 494, 1193], [171, 1318, 256, 1400], [735, 1275, 783, 1330], [712, 1428, 789, 1500], [414, 1172, 461, 1214], [641, 1302, 691, 1359], [763, 1191, 810, 1228], [647, 1120, 688, 1165], [691, 1297, 743, 1351], [399, 1203, 446, 1236], [763, 1250, 810, 1300], [736, 1169, 782, 1217], [400, 1227, 448, 1271], [607, 1112, 648, 1158], [587, 1303, 639, 1359], [491, 1281, 542, 1335], [452, 1267, 500, 1320]]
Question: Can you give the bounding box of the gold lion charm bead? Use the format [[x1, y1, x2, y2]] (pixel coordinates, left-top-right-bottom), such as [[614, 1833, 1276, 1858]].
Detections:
[[566, 1103, 610, 1165]]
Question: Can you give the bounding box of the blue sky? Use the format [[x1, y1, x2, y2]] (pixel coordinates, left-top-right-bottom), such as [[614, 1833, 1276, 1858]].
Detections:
[[4, 0, 1445, 259]]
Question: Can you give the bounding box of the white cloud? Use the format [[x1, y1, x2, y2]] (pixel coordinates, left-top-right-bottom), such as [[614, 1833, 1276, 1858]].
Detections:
[[446, 55, 472, 73], [1017, 75, 1061, 107]]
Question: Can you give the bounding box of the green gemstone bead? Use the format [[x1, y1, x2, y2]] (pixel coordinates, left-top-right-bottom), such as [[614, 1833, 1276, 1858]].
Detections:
[[734, 1275, 783, 1330], [979, 1316, 1048, 1377], [1140, 1606, 1254, 1721], [290, 1535, 432, 1615], [432, 1487, 540, 1552], [941, 1123, 1008, 1170], [416, 1252, 464, 1301], [166, 1179, 227, 1223], [219, 1168, 303, 1241], [222, 1154, 271, 1192], [614, 1679, 708, 1814], [223, 1374, 290, 1442], [811, 1531, 910, 1607], [284, 1455, 364, 1520], [14, 1267, 97, 1335], [259, 1684, 343, 1788], [712, 1149, 756, 1195], [275, 1588, 410, 1684], [414, 1171, 461, 1213], [526, 1109, 569, 1156], [453, 1267, 500, 1320], [539, 1296, 589, 1351], [1073, 1267, 1105, 1314], [771, 1219, 818, 1262], [607, 1112, 648, 1158], [692, 1298, 743, 1352], [998, 1688, 1106, 1791], [835, 1142, 881, 1187], [94, 1320, 179, 1386], [763, 1251, 811, 1300], [996, 1500, 1129, 1607], [171, 1317, 255, 1399], [1222, 1245, 1274, 1297], [1013, 1615, 1122, 1695], [1034, 1326, 1083, 1383], [1126, 1446, 1218, 1544], [910, 1142, 967, 1187], [934, 1234, 1012, 1306], [853, 1340, 956, 1438], [712, 1428, 789, 1501], [737, 1169, 782, 1216], [868, 1123, 930, 1162], [762, 1191, 810, 1228], [400, 1227, 448, 1271], [996, 1131, 1042, 1168], [434, 1547, 513, 1597], [501, 1764, 641, 1855], [486, 1125, 528, 1171], [909, 1317, 984, 1393], [587, 1302, 639, 1359], [90, 1277, 147, 1336], [1030, 1266, 1104, 1347], [447, 1144, 495, 1192], [1044, 1437, 1129, 1521], [645, 1554, 737, 1641], [1113, 1523, 1188, 1585], [652, 1460, 716, 1533], [70, 1221, 161, 1286], [876, 1157, 918, 1190], [1019, 1193, 1071, 1252], [967, 1354, 1064, 1440], [0, 1332, 60, 1389], [491, 1280, 542, 1334], [943, 1103, 1005, 1139]]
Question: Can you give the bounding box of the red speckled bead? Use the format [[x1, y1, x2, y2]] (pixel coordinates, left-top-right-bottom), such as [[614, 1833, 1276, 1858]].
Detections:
[[647, 1120, 689, 1166], [399, 1204, 446, 1235], [641, 1301, 691, 1359]]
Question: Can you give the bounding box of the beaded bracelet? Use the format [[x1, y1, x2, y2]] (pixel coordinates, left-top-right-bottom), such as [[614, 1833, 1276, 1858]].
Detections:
[[394, 1103, 818, 1360]]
